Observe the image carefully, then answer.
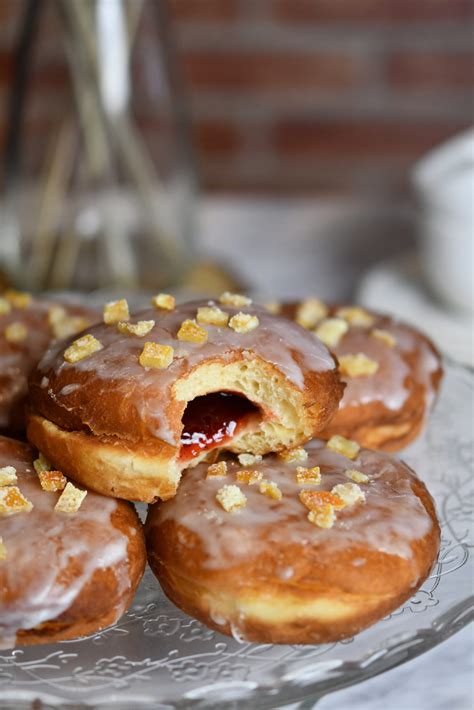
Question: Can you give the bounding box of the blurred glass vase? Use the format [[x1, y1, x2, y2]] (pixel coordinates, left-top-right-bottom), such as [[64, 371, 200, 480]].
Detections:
[[1, 0, 196, 292]]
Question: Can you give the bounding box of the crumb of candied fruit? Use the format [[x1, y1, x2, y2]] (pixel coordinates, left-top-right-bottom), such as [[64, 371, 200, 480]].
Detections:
[[4, 322, 28, 343], [5, 290, 32, 308], [139, 342, 174, 369], [259, 480, 282, 500], [207, 461, 228, 479], [326, 435, 360, 460], [314, 318, 348, 348], [0, 537, 6, 560], [295, 466, 321, 485], [331, 482, 365, 507], [47, 305, 66, 326], [216, 484, 247, 512], [264, 301, 281, 314], [279, 447, 308, 463], [0, 487, 33, 516], [151, 293, 175, 311], [177, 319, 208, 343], [219, 292, 252, 307], [48, 306, 90, 339], [295, 298, 328, 329], [33, 453, 51, 475], [299, 488, 345, 511], [196, 306, 229, 327], [237, 469, 263, 485], [38, 470, 67, 492], [339, 353, 379, 378], [64, 334, 103, 363], [0, 298, 11, 315], [308, 504, 336, 529], [345, 469, 369, 484], [0, 466, 17, 487], [237, 453, 262, 466], [228, 312, 259, 333], [336, 306, 374, 327], [55, 482, 87, 513], [372, 328, 397, 348], [104, 299, 130, 325], [118, 320, 155, 337]]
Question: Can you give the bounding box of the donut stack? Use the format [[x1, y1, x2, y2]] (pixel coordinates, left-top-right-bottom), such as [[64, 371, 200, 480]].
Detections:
[[0, 289, 442, 647]]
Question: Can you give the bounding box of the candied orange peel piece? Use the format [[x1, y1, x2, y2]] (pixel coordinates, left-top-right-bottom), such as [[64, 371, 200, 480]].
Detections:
[[264, 301, 281, 314], [206, 461, 228, 479], [295, 466, 321, 485], [308, 504, 336, 529], [5, 289, 32, 309], [4, 322, 28, 343], [117, 320, 155, 337], [228, 312, 259, 334], [0, 486, 33, 516], [48, 306, 90, 339], [345, 468, 369, 484], [339, 353, 379, 378], [64, 334, 103, 363], [336, 306, 374, 327], [237, 453, 262, 466], [299, 488, 345, 511], [0, 466, 17, 487], [236, 469, 263, 485], [39, 470, 67, 492], [326, 435, 360, 460], [55, 482, 87, 513], [177, 319, 208, 343], [104, 299, 130, 325], [151, 293, 176, 311], [372, 328, 397, 348], [0, 298, 12, 315], [279, 447, 308, 463], [331, 482, 365, 507], [196, 306, 229, 327], [139, 342, 174, 369], [216, 484, 247, 512], [314, 318, 348, 348], [219, 292, 252, 307], [259, 480, 282, 500], [33, 453, 51, 475], [295, 298, 328, 329]]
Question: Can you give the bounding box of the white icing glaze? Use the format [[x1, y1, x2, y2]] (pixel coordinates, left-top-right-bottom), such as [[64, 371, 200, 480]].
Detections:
[[35, 300, 337, 446], [0, 437, 132, 648], [152, 440, 435, 568], [0, 297, 96, 430], [334, 315, 441, 412]]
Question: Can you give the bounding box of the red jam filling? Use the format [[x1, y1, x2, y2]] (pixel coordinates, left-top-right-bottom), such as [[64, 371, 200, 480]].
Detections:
[[180, 392, 258, 461]]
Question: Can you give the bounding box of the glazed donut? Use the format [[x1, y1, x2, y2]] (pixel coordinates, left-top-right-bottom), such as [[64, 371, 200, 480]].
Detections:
[[146, 438, 440, 644], [280, 299, 443, 451], [0, 435, 145, 648], [26, 295, 343, 503], [0, 290, 98, 435]]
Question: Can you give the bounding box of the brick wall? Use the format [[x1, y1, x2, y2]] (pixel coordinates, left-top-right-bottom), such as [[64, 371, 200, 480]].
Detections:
[[1, 0, 473, 197]]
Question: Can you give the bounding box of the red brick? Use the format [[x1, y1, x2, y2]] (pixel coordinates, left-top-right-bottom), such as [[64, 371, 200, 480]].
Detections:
[[274, 0, 474, 23], [0, 0, 21, 29], [274, 119, 469, 159], [0, 50, 14, 85], [193, 120, 242, 156], [181, 51, 362, 91], [168, 0, 239, 21], [387, 52, 474, 90]]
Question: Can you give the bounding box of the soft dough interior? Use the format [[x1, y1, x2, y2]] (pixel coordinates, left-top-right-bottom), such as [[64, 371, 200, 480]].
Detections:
[[174, 358, 310, 464]]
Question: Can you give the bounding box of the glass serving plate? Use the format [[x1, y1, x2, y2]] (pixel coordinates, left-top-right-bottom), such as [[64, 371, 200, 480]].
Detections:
[[1, 359, 473, 709]]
